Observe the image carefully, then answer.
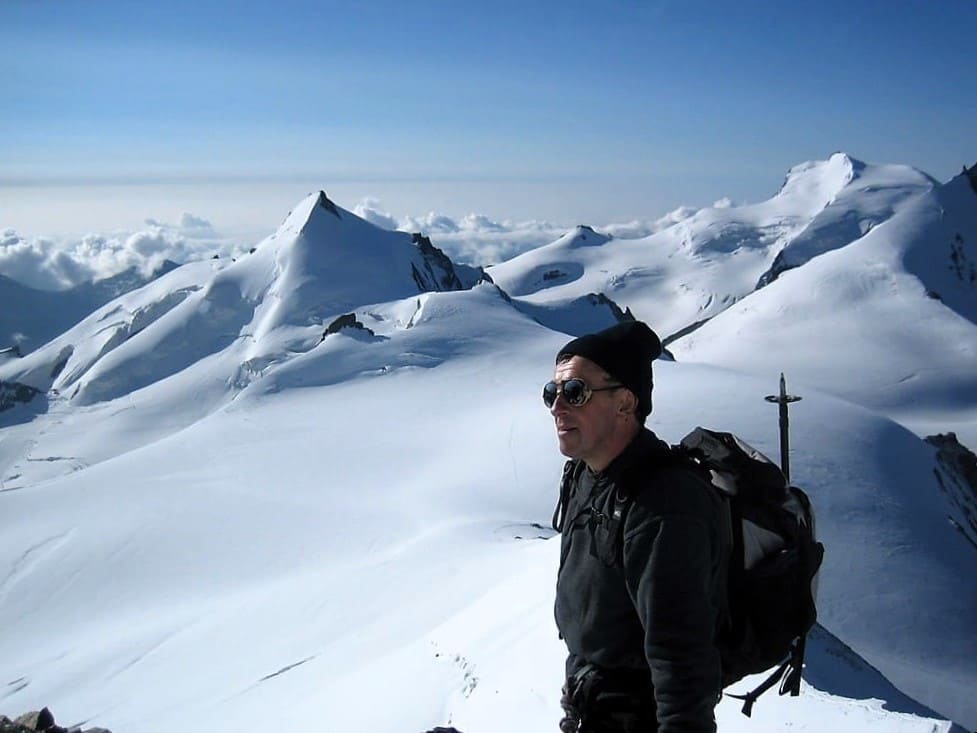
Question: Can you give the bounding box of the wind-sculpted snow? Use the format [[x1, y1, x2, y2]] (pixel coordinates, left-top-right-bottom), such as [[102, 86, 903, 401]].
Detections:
[[490, 219, 773, 340], [904, 172, 977, 324], [70, 279, 255, 405], [483, 227, 605, 297], [492, 261, 586, 297], [758, 158, 936, 285], [783, 393, 977, 729], [671, 168, 977, 448], [510, 292, 632, 339], [0, 263, 179, 357], [0, 260, 222, 397], [246, 284, 537, 396], [776, 153, 860, 212]]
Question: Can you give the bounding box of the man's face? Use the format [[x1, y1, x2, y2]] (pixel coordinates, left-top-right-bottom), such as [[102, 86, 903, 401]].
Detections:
[[549, 355, 627, 468]]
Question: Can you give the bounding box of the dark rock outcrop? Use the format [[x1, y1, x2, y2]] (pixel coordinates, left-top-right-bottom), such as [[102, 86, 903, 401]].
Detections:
[[926, 432, 977, 552], [0, 380, 41, 412], [315, 190, 342, 219], [0, 707, 111, 733], [949, 233, 976, 284], [410, 233, 465, 291], [584, 292, 634, 323], [320, 313, 376, 341], [756, 248, 796, 288], [964, 162, 977, 196]]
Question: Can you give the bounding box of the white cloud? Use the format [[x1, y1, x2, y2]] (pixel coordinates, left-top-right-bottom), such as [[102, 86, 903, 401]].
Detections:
[[401, 212, 463, 234], [1, 229, 70, 290], [459, 213, 507, 233], [352, 199, 399, 231], [400, 213, 565, 266], [179, 212, 216, 230], [600, 205, 700, 239], [349, 198, 570, 265], [341, 197, 706, 267], [0, 215, 247, 291]]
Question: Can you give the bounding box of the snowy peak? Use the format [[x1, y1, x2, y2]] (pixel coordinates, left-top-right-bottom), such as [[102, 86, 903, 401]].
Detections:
[[260, 190, 482, 300], [777, 152, 860, 210], [759, 156, 938, 285], [557, 224, 611, 249], [269, 190, 375, 257], [774, 153, 935, 215], [483, 225, 608, 291], [0, 191, 489, 408], [235, 189, 487, 338], [275, 189, 343, 238], [311, 189, 342, 221]]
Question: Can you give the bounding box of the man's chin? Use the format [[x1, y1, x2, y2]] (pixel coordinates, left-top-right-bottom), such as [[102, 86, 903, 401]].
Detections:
[[557, 434, 580, 458]]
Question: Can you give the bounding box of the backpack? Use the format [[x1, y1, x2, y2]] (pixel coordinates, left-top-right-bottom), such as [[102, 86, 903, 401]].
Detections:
[[553, 427, 824, 717], [678, 427, 824, 716]]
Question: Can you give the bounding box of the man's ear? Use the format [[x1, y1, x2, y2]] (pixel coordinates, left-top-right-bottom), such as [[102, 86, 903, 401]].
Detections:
[[618, 389, 638, 416]]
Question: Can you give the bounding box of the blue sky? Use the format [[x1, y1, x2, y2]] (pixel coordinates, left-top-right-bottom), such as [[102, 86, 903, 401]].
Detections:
[[2, 0, 975, 230]]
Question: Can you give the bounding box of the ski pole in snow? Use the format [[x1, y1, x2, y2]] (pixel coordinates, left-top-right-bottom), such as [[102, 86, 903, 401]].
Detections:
[[765, 372, 801, 482]]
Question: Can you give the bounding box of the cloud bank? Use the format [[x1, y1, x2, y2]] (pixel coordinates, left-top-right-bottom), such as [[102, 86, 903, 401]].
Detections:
[[357, 199, 708, 267], [2, 198, 715, 291], [1, 215, 248, 291]]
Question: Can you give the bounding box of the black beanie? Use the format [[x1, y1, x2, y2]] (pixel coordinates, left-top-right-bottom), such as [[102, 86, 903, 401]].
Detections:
[[556, 321, 662, 418]]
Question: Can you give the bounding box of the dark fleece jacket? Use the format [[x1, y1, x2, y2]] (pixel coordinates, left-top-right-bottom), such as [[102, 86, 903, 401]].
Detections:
[[555, 428, 729, 732]]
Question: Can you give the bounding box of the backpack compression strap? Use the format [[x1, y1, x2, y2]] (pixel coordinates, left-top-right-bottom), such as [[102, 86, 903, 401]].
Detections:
[[727, 636, 806, 717]]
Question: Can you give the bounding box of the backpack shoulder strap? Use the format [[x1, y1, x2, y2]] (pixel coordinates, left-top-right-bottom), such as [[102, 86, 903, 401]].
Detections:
[[596, 442, 705, 565], [552, 459, 580, 533]]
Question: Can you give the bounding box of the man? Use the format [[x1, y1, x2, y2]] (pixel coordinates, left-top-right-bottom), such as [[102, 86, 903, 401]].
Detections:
[[547, 321, 729, 733]]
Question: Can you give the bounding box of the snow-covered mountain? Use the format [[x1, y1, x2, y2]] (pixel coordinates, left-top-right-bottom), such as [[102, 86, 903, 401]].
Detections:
[[488, 153, 940, 337], [0, 261, 179, 357], [488, 153, 977, 443], [1, 161, 975, 733], [1, 190, 485, 409], [671, 167, 977, 445]]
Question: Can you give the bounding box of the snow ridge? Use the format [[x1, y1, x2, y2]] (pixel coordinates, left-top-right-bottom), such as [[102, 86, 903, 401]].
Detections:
[[0, 191, 486, 408]]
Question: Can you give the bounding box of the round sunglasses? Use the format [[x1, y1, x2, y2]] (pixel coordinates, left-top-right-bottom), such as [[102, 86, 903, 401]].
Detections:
[[542, 378, 624, 408]]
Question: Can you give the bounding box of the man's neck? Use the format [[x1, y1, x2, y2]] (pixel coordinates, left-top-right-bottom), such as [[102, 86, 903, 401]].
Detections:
[[584, 421, 642, 473]]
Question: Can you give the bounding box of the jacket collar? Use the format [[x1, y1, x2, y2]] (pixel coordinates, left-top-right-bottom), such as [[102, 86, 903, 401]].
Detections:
[[588, 427, 670, 485]]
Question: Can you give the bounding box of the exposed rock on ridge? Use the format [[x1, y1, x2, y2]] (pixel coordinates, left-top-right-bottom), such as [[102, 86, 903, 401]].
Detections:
[[964, 162, 977, 196], [320, 312, 376, 341], [0, 707, 110, 733], [926, 432, 977, 552], [314, 190, 342, 220], [0, 380, 40, 412]]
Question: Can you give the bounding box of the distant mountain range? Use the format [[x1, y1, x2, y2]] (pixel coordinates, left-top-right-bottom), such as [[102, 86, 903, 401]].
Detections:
[[1, 155, 975, 732], [0, 191, 486, 406], [487, 152, 977, 444]]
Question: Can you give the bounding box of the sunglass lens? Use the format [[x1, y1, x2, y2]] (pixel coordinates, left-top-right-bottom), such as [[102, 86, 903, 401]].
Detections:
[[562, 379, 588, 406], [542, 381, 559, 407]]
